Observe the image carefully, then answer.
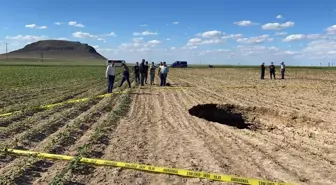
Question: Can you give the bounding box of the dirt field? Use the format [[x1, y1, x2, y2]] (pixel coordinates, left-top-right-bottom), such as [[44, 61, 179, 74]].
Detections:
[[1, 67, 335, 185]]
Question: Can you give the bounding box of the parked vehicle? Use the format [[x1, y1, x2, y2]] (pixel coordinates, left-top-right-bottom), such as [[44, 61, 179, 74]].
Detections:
[[106, 60, 126, 67], [171, 61, 188, 68]]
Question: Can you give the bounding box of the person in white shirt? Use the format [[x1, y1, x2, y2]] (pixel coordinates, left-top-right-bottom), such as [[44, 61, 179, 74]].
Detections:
[[158, 62, 169, 86], [106, 60, 116, 93], [280, 62, 286, 80]]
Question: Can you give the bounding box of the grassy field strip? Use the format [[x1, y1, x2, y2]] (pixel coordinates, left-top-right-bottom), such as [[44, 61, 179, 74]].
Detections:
[[0, 79, 104, 108], [0, 82, 100, 113], [0, 77, 123, 142], [0, 79, 120, 140], [0, 74, 123, 118], [0, 79, 101, 102], [0, 78, 134, 184]]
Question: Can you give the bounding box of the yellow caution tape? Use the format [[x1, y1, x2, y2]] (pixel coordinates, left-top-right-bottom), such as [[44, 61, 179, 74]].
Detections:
[[0, 91, 127, 118], [4, 148, 293, 185], [0, 112, 14, 117]]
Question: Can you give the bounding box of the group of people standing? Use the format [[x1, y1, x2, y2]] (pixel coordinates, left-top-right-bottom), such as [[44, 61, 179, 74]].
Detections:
[[132, 59, 169, 86], [260, 62, 286, 80], [105, 59, 170, 93]]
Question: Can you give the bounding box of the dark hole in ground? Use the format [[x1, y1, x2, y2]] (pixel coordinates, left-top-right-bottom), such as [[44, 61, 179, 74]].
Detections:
[[188, 104, 252, 129]]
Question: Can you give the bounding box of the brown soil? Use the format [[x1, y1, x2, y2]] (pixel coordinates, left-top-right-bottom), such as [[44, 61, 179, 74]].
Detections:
[[1, 68, 336, 185]]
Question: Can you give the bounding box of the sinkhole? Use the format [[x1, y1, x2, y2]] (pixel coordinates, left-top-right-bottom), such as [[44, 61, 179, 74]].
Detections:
[[188, 104, 252, 129]]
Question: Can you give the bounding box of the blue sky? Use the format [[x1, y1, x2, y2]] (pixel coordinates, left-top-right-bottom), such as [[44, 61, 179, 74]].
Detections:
[[1, 0, 336, 65]]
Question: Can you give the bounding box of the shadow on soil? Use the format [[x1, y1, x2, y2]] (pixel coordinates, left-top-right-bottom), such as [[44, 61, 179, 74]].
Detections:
[[188, 104, 252, 129]]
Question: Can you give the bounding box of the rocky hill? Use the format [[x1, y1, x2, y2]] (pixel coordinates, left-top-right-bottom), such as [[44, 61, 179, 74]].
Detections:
[[0, 40, 106, 61]]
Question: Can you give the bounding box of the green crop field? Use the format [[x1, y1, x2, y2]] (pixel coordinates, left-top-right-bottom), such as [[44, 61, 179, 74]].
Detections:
[[0, 62, 123, 116]]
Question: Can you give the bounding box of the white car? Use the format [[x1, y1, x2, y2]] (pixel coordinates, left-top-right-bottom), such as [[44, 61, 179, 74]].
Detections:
[[106, 60, 126, 67]]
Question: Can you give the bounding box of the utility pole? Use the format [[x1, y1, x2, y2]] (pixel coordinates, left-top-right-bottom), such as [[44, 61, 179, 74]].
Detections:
[[5, 43, 8, 61], [41, 53, 44, 62]]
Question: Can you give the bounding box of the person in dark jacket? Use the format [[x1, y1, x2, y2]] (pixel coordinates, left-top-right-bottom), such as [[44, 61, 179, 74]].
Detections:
[[139, 59, 146, 86], [269, 62, 276, 80], [119, 63, 131, 88], [149, 62, 156, 85], [144, 61, 149, 84], [132, 62, 140, 84], [260, 62, 266, 80]]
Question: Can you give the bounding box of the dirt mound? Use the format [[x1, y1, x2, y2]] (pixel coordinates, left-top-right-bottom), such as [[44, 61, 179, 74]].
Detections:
[[0, 40, 106, 61]]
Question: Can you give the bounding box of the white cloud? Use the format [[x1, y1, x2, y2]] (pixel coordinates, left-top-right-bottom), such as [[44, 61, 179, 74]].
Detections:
[[306, 34, 327, 39], [73, 32, 115, 39], [275, 32, 287, 36], [198, 30, 223, 38], [54, 37, 68, 40], [104, 32, 116, 37], [68, 21, 84, 28], [133, 31, 158, 36], [166, 38, 171, 41], [303, 40, 336, 54], [282, 34, 306, 42], [140, 24, 147, 27], [117, 38, 161, 52], [182, 45, 198, 50], [326, 25, 336, 34], [222, 34, 243, 39], [187, 38, 202, 45], [25, 24, 48, 29], [284, 51, 302, 55], [54, 22, 63, 25], [6, 35, 48, 42], [132, 37, 144, 42], [170, 47, 176, 50], [186, 37, 224, 46], [234, 20, 258, 26], [237, 35, 272, 44], [283, 34, 327, 42], [93, 45, 99, 49], [261, 21, 294, 30], [73, 32, 95, 38], [147, 40, 161, 45], [72, 31, 116, 41], [276, 15, 283, 19], [172, 21, 179, 24]]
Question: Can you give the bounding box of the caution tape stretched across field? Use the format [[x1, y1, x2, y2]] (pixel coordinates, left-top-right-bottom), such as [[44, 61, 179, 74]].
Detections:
[[0, 91, 127, 118], [4, 148, 293, 185]]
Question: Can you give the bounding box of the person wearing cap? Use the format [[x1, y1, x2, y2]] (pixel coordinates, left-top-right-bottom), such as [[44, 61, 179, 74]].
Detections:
[[280, 62, 286, 79], [106, 60, 116, 93], [269, 62, 276, 80]]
